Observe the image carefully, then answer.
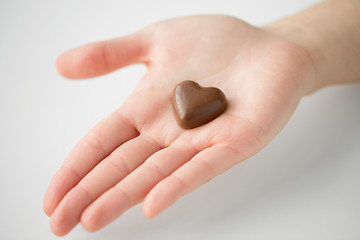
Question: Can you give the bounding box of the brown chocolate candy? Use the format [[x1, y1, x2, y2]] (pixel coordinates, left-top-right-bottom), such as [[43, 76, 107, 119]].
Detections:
[[172, 80, 227, 129]]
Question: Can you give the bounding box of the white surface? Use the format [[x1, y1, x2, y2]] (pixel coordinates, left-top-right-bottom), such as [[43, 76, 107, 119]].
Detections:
[[1, 0, 359, 239]]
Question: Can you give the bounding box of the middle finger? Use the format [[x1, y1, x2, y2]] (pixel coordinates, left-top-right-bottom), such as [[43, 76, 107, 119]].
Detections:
[[80, 141, 199, 232]]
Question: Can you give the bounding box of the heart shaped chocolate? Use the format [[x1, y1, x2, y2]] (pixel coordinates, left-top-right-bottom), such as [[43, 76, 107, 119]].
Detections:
[[172, 80, 227, 129]]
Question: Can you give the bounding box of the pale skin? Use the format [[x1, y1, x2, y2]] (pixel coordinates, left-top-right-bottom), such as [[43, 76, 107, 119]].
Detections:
[[43, 0, 360, 236]]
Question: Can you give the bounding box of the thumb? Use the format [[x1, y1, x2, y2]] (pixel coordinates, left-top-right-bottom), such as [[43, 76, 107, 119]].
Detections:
[[56, 31, 148, 79]]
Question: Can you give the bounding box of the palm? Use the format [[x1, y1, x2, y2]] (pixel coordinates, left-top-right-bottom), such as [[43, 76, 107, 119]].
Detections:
[[44, 15, 313, 236]]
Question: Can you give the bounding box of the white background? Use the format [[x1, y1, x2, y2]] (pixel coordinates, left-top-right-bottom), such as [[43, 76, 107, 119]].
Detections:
[[1, 0, 360, 239]]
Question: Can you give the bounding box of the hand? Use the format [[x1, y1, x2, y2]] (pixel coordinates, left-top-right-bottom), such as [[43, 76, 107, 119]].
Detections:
[[43, 15, 315, 236]]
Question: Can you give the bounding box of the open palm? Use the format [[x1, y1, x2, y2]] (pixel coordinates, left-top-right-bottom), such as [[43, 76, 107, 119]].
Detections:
[[44, 15, 314, 236]]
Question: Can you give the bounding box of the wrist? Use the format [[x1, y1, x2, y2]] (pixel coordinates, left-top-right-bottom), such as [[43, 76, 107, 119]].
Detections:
[[264, 0, 360, 95]]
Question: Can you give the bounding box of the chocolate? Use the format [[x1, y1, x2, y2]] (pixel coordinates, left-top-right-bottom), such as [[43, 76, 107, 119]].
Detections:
[[172, 80, 227, 129]]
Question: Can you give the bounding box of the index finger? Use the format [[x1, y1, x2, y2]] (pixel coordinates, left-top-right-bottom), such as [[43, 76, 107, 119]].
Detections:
[[43, 110, 138, 216]]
